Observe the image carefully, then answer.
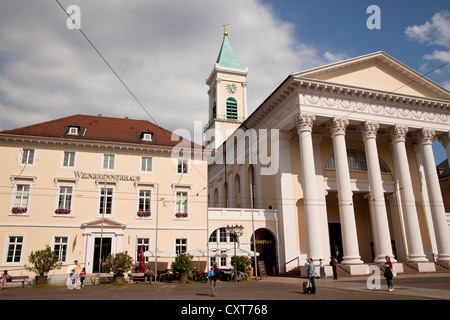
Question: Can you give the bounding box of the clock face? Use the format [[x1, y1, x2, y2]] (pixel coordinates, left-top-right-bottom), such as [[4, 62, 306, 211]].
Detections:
[[226, 83, 237, 94]]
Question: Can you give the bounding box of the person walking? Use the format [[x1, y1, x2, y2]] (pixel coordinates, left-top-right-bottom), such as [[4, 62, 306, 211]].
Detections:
[[319, 259, 326, 279], [383, 256, 394, 292], [330, 257, 338, 280], [208, 263, 219, 297], [307, 258, 316, 294]]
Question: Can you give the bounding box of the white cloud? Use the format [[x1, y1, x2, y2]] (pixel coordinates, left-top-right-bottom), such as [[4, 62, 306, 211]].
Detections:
[[405, 10, 450, 48], [0, 0, 346, 134]]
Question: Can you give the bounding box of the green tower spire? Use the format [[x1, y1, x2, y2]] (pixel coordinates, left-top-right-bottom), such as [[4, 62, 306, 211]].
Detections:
[[215, 25, 244, 70]]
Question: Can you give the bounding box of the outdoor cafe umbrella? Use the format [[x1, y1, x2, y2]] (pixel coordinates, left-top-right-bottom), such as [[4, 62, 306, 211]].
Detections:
[[138, 245, 145, 272], [144, 249, 177, 258], [229, 247, 260, 257], [186, 248, 208, 270]]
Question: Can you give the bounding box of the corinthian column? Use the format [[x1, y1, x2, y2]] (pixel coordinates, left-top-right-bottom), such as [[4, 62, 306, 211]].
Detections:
[[294, 113, 323, 262], [390, 125, 427, 262], [361, 121, 394, 263], [329, 117, 363, 265], [417, 129, 450, 263]]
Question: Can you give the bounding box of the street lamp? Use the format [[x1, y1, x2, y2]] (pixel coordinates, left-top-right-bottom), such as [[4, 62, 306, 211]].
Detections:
[[225, 224, 244, 282]]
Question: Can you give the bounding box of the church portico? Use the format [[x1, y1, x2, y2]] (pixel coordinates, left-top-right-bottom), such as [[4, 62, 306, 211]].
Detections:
[[206, 31, 449, 276]]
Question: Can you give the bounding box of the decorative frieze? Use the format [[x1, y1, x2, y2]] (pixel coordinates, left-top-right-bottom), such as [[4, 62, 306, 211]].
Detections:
[[299, 92, 449, 124]]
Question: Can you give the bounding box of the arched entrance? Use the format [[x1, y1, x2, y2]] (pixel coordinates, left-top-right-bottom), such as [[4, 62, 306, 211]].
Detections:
[[251, 228, 277, 276]]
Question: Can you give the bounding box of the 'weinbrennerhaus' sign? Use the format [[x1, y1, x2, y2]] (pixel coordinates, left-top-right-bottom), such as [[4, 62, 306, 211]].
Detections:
[[74, 171, 141, 182]]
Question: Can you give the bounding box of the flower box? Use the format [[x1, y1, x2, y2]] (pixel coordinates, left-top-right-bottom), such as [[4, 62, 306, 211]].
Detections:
[[11, 207, 28, 214], [175, 212, 188, 218], [55, 208, 71, 214], [137, 210, 151, 217]]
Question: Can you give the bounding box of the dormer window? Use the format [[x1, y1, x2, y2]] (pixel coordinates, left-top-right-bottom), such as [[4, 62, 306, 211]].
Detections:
[[141, 131, 153, 141], [67, 125, 80, 136]]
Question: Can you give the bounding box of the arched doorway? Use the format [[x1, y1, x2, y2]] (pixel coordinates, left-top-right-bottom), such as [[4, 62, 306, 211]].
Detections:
[[251, 228, 277, 276]]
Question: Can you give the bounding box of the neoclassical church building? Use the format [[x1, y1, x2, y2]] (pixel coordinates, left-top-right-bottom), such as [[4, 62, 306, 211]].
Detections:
[[206, 28, 450, 275]]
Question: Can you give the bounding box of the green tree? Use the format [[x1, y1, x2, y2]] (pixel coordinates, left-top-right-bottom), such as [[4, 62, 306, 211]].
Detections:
[[231, 256, 252, 273], [171, 254, 194, 275], [103, 252, 134, 275], [25, 245, 62, 276]]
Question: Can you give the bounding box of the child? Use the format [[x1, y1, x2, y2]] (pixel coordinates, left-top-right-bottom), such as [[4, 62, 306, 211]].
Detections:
[[80, 268, 86, 287]]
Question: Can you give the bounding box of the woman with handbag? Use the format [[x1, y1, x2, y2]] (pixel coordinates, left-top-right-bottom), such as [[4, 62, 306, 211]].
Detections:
[[383, 256, 394, 292]]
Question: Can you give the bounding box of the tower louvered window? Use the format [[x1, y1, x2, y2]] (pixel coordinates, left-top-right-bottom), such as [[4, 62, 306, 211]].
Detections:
[[226, 98, 238, 120]]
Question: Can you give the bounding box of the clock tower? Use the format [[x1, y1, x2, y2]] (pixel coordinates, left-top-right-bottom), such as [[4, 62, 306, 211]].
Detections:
[[205, 25, 248, 149]]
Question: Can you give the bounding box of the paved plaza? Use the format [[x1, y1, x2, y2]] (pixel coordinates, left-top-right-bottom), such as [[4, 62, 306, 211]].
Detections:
[[0, 273, 448, 318], [1, 273, 449, 300]]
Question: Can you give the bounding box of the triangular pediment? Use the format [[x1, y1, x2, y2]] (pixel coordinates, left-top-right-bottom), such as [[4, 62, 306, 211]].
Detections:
[[81, 218, 126, 229], [293, 51, 450, 100]]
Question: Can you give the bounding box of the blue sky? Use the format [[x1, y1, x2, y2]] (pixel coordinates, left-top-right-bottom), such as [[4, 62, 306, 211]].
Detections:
[[0, 0, 448, 163]]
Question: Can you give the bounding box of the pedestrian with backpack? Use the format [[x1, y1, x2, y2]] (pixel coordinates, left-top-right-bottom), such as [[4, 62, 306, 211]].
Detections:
[[208, 262, 219, 297]]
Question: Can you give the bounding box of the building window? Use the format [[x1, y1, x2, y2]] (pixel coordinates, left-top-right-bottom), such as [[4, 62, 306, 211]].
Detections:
[[13, 184, 30, 212], [175, 191, 188, 218], [54, 237, 68, 263], [175, 238, 187, 255], [57, 186, 72, 214], [99, 188, 113, 215], [103, 154, 115, 170], [138, 190, 152, 217], [324, 149, 391, 173], [177, 159, 188, 174], [219, 228, 227, 243], [137, 238, 150, 263], [212, 102, 217, 120], [226, 97, 238, 120], [235, 174, 241, 207], [68, 127, 79, 135], [142, 132, 153, 141], [62, 151, 76, 168], [6, 236, 23, 263], [141, 157, 153, 172], [21, 148, 35, 165]]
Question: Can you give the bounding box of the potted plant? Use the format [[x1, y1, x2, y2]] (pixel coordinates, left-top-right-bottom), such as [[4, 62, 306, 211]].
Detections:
[[11, 207, 27, 214], [231, 256, 252, 275], [175, 212, 188, 218], [171, 253, 194, 283], [24, 245, 62, 285], [137, 210, 151, 217], [102, 252, 134, 283], [55, 208, 71, 214]]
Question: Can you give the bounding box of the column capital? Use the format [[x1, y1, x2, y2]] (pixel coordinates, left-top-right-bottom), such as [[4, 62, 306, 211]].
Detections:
[[439, 132, 450, 149], [416, 128, 435, 145], [294, 113, 316, 133], [390, 124, 408, 142], [328, 117, 349, 136], [361, 121, 379, 140]]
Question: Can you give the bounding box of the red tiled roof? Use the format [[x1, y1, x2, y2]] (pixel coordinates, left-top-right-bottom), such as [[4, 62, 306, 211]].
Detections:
[[0, 114, 186, 147]]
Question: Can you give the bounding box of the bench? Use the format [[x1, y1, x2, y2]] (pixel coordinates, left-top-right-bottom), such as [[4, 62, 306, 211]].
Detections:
[[128, 273, 151, 283], [10, 276, 29, 288], [84, 274, 99, 285]]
